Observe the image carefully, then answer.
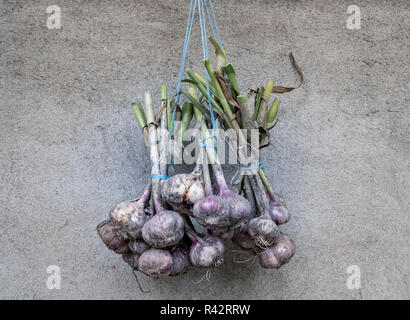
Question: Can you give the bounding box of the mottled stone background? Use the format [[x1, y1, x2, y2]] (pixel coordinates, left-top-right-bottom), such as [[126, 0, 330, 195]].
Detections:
[[0, 0, 409, 299]]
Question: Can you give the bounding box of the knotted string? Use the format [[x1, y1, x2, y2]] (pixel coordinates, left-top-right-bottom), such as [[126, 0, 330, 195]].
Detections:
[[230, 162, 264, 186], [151, 155, 169, 180], [242, 161, 265, 170], [198, 135, 218, 150]]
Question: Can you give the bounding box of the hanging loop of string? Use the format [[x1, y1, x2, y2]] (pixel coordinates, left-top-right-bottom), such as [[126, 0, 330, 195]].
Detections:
[[166, 0, 224, 166], [169, 0, 197, 137], [198, 0, 217, 150], [204, 0, 223, 49], [164, 0, 196, 171]]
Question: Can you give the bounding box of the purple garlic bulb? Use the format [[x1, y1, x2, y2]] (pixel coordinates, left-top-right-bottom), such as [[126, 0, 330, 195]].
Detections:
[[138, 248, 173, 278], [189, 235, 225, 268], [161, 172, 205, 214], [96, 220, 129, 254], [142, 211, 184, 248], [110, 200, 150, 239], [247, 216, 280, 248], [269, 204, 291, 225], [258, 234, 295, 268], [110, 183, 151, 239], [129, 239, 150, 255], [232, 226, 257, 251], [268, 192, 291, 225], [122, 252, 140, 269], [192, 190, 251, 228], [169, 243, 191, 276]]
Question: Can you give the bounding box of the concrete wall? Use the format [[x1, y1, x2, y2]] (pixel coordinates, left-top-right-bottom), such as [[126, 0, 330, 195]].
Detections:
[[0, 0, 409, 299]]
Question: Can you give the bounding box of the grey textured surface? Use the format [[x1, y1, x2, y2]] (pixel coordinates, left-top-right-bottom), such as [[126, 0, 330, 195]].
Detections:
[[1, 0, 409, 300]]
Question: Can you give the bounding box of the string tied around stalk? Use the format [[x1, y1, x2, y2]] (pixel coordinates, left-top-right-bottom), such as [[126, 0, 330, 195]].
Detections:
[[241, 161, 265, 170], [150, 155, 170, 180], [151, 174, 170, 180], [198, 135, 218, 151], [230, 161, 265, 188]]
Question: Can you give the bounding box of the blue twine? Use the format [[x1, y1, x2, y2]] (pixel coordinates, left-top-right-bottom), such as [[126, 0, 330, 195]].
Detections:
[[169, 0, 197, 138], [151, 175, 170, 180], [199, 144, 217, 150], [150, 155, 168, 169], [207, 0, 223, 49], [167, 0, 196, 169], [167, 0, 224, 167], [203, 0, 216, 42], [204, 0, 223, 49], [242, 161, 265, 170], [199, 136, 218, 150], [151, 155, 170, 179], [198, 0, 217, 144]]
